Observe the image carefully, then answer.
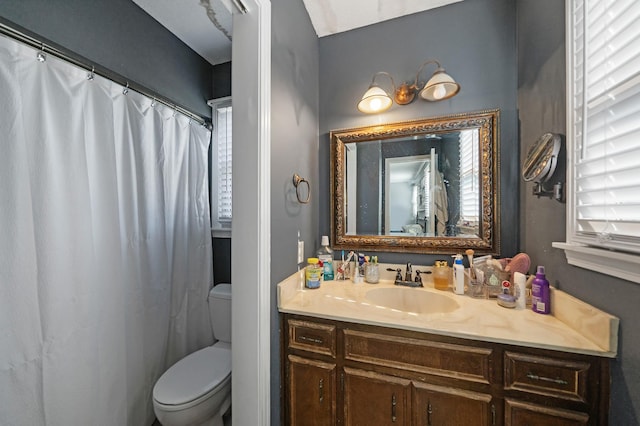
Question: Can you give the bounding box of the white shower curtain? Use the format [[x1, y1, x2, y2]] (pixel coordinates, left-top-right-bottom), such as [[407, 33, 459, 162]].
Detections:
[[0, 34, 213, 425]]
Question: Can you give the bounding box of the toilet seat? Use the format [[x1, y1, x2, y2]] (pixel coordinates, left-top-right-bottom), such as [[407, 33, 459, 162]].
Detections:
[[153, 345, 231, 410]]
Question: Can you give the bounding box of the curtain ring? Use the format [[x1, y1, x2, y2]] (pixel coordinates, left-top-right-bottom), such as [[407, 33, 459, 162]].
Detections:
[[36, 43, 46, 62], [293, 173, 310, 204]]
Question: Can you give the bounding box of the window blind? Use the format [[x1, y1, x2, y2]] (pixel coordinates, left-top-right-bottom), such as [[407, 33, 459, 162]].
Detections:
[[215, 104, 232, 221], [572, 0, 640, 253], [459, 129, 479, 224], [423, 165, 430, 219]]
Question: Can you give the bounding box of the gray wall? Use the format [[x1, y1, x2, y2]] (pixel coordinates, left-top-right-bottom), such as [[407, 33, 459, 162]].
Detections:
[[0, 0, 213, 117], [516, 1, 639, 423], [211, 61, 232, 285], [270, 0, 320, 423], [319, 0, 519, 264], [212, 61, 231, 99]]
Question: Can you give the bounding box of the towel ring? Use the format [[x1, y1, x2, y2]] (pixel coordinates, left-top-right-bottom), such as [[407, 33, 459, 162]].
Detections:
[[293, 173, 310, 204]]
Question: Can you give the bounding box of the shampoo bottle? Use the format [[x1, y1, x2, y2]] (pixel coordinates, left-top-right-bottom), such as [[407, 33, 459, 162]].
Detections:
[[453, 254, 465, 295], [316, 236, 334, 281], [531, 266, 550, 314]]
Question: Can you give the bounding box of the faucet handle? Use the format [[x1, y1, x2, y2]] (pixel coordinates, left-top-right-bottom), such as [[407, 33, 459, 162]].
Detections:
[[387, 267, 403, 281]]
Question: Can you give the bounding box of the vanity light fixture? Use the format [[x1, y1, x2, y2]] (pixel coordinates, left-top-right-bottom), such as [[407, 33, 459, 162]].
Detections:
[[357, 59, 460, 114]]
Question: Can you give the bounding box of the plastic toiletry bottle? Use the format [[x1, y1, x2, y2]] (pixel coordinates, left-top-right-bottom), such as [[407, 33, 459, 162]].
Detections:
[[513, 272, 527, 309], [316, 236, 334, 281], [453, 255, 465, 295], [305, 258, 322, 289], [531, 266, 550, 314]]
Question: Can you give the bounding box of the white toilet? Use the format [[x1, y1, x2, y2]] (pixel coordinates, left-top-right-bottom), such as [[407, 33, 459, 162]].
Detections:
[[153, 283, 232, 426]]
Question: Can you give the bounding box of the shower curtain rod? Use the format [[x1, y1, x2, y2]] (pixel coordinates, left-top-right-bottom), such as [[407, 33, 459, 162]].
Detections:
[[0, 21, 211, 128]]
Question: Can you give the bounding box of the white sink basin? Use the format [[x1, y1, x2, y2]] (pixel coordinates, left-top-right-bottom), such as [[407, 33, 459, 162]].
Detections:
[[365, 287, 459, 314]]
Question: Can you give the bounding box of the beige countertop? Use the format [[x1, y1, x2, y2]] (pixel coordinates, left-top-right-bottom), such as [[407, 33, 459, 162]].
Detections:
[[277, 264, 619, 358]]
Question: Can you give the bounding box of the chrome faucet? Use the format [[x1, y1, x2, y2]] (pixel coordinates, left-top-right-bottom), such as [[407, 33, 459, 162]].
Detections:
[[387, 263, 425, 287], [404, 262, 412, 282]]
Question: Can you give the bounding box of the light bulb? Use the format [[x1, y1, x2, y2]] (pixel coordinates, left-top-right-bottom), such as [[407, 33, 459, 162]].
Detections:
[[370, 98, 382, 111], [433, 84, 447, 100]]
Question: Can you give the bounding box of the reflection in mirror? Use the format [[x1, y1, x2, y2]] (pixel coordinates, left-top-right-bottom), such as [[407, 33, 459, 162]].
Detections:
[[331, 109, 500, 254]]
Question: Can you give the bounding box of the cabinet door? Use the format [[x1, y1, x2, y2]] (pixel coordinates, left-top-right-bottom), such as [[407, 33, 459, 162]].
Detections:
[[505, 398, 589, 426], [412, 381, 494, 426], [343, 367, 411, 426], [287, 355, 336, 426]]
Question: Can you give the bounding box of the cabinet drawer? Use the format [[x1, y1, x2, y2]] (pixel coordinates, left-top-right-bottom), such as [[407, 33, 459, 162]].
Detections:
[[343, 329, 493, 384], [504, 351, 592, 403], [288, 318, 336, 358], [504, 398, 590, 425]]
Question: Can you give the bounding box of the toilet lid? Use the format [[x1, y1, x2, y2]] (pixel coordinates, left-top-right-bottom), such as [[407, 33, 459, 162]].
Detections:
[[153, 345, 231, 406]]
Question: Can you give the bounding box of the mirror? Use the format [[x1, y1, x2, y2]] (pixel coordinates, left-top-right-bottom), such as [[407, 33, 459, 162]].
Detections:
[[522, 132, 563, 201], [522, 132, 560, 182], [330, 109, 500, 254]]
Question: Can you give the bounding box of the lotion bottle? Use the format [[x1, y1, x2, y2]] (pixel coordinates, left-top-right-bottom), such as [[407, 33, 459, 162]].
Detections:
[[453, 255, 465, 295], [531, 266, 550, 314]]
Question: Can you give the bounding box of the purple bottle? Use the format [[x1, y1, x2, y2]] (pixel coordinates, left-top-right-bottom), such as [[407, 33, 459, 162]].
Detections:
[[531, 266, 550, 314]]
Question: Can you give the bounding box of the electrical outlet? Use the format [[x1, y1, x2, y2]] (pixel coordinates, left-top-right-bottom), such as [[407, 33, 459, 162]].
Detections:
[[297, 240, 304, 264]]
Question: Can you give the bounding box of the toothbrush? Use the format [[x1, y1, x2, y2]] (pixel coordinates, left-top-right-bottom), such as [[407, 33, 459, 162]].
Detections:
[[337, 250, 355, 276]]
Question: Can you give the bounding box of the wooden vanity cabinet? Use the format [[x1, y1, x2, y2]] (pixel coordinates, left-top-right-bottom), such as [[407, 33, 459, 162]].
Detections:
[[343, 367, 411, 425], [281, 314, 610, 426], [501, 348, 610, 425], [287, 355, 336, 425], [412, 382, 494, 426], [284, 318, 338, 425]]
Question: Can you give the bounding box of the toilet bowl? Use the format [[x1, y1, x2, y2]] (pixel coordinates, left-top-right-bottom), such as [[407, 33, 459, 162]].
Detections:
[[153, 284, 232, 426]]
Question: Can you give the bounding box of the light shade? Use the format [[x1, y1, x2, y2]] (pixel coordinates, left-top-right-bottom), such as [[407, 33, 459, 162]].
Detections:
[[357, 85, 393, 113], [420, 69, 460, 101]]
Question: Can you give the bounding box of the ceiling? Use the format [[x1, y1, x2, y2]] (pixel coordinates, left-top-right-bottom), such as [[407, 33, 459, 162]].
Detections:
[[302, 0, 462, 37], [132, 0, 462, 65]]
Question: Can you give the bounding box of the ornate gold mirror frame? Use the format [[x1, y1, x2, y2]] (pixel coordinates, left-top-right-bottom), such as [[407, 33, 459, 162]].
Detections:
[[330, 109, 500, 254]]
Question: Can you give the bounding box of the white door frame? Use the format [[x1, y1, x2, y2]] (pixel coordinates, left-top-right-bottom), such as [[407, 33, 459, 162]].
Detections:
[[230, 0, 271, 424]]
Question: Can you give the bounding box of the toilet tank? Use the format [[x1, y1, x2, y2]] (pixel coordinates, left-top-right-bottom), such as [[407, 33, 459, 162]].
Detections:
[[208, 284, 231, 343]]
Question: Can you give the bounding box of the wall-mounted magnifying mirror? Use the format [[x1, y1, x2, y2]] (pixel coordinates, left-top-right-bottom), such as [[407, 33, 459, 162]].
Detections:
[[522, 132, 563, 201]]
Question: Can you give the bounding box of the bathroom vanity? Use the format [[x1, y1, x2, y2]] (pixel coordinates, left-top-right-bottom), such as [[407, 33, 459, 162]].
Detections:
[[278, 266, 618, 425]]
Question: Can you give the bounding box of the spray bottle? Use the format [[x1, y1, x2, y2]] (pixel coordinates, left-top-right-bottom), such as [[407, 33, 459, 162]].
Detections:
[[531, 266, 550, 314]]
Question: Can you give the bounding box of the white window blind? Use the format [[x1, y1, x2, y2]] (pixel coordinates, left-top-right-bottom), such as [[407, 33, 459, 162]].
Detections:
[[555, 0, 640, 284], [209, 97, 232, 232], [422, 165, 431, 219], [571, 0, 640, 253], [459, 129, 479, 225]]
